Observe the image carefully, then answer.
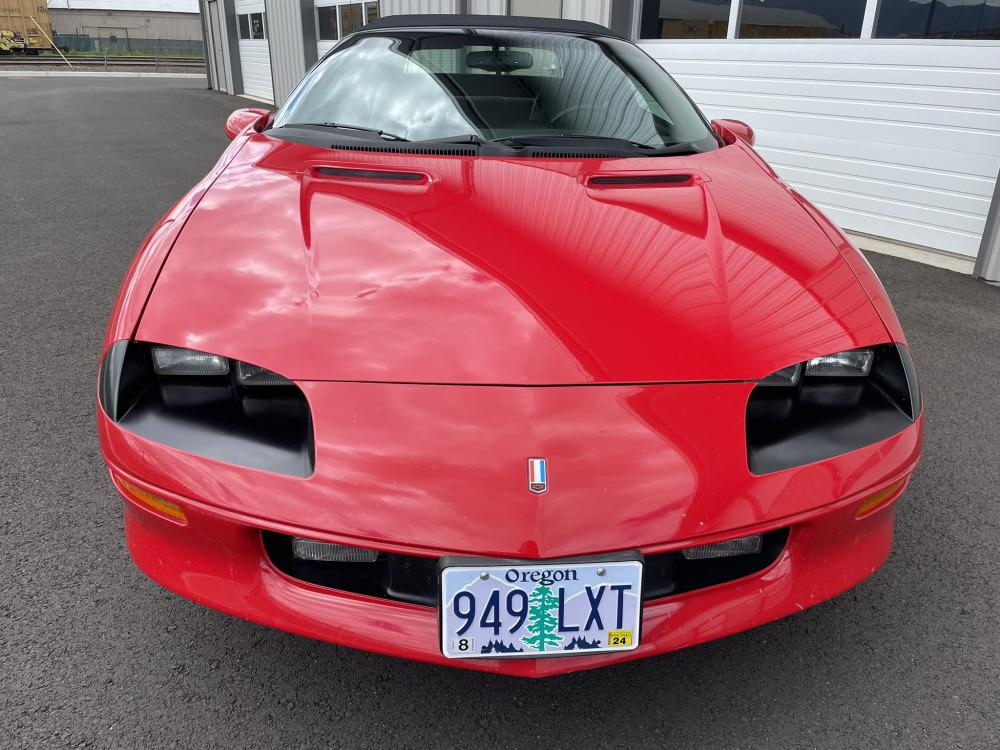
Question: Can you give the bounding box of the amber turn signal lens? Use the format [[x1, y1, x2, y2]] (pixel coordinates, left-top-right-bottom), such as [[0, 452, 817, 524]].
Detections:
[[119, 477, 188, 523], [856, 479, 906, 518]]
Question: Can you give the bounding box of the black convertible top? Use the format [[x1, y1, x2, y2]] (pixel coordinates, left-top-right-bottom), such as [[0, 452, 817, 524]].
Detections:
[[361, 14, 622, 39]]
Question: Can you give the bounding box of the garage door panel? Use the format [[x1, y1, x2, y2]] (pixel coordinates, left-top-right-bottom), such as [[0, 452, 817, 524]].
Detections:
[[648, 40, 1000, 69], [795, 183, 986, 237], [667, 60, 1000, 94], [697, 104, 1000, 155], [317, 40, 335, 58], [645, 40, 999, 257], [676, 74, 1000, 114], [238, 40, 272, 102], [818, 204, 983, 257], [757, 145, 995, 201], [690, 89, 1000, 133], [758, 131, 1000, 183], [234, 0, 271, 102], [777, 165, 991, 217]]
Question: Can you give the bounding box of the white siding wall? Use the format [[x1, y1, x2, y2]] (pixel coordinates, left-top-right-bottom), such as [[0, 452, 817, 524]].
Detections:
[[640, 40, 1000, 258], [48, 9, 202, 40], [561, 0, 611, 26], [381, 0, 460, 15], [317, 38, 335, 57], [266, 0, 308, 105], [235, 0, 273, 102], [467, 0, 506, 15]]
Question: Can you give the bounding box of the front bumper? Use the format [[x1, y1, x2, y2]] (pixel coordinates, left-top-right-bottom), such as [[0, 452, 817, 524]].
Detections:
[[110, 464, 908, 677], [100, 376, 922, 676]]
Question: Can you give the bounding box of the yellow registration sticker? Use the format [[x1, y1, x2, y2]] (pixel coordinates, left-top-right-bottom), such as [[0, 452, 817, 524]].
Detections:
[[607, 630, 633, 648]]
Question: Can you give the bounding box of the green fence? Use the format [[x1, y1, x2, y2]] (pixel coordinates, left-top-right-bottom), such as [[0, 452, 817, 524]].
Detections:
[[54, 34, 204, 56]]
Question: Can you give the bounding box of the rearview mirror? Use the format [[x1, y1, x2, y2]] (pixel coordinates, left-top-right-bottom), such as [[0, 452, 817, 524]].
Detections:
[[466, 50, 534, 73], [711, 119, 755, 147], [225, 107, 271, 140]]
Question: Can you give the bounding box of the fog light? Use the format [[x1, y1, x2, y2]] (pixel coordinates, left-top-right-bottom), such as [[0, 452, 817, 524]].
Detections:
[[856, 479, 906, 518], [119, 478, 187, 523], [291, 537, 379, 562], [682, 534, 762, 560]]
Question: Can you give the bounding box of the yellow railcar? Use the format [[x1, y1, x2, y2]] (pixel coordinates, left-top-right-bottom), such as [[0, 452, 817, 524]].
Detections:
[[0, 2, 56, 54]]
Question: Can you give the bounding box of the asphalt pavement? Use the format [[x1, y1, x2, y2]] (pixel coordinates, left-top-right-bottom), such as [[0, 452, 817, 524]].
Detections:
[[1, 77, 998, 750]]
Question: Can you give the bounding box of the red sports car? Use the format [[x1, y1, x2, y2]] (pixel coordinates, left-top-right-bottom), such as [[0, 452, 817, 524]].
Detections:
[[98, 14, 923, 676]]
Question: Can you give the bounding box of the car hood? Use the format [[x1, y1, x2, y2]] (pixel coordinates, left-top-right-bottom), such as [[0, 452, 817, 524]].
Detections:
[[137, 135, 889, 384]]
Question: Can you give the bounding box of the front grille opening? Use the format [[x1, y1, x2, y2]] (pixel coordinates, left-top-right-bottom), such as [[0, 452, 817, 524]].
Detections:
[[263, 532, 438, 606], [642, 528, 788, 600], [262, 528, 789, 608]]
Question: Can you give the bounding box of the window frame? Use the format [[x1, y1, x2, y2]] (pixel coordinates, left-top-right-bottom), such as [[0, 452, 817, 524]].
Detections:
[[237, 12, 266, 41], [237, 13, 251, 41], [737, 0, 868, 40], [250, 11, 267, 41], [633, 0, 1000, 42], [872, 0, 1000, 40], [314, 0, 379, 44]]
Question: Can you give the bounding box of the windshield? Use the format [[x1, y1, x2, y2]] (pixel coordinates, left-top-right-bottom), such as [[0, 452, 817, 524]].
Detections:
[[272, 29, 717, 151]]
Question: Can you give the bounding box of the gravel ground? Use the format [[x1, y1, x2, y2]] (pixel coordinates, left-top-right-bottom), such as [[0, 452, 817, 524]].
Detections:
[[1, 76, 998, 750]]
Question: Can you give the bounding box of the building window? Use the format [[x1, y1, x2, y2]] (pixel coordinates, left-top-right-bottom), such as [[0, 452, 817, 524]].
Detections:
[[317, 6, 339, 40], [339, 2, 364, 36], [315, 1, 379, 43], [739, 0, 867, 38], [251, 12, 266, 40], [237, 12, 266, 40], [875, 0, 1000, 39], [639, 0, 731, 39]]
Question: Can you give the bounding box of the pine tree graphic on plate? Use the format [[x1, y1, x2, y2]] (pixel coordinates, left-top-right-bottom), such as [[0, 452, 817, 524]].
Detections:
[[520, 585, 563, 652]]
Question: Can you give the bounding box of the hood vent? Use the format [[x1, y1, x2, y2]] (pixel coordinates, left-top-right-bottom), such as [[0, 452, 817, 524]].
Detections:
[[330, 143, 478, 157], [315, 167, 426, 182], [587, 174, 693, 187]]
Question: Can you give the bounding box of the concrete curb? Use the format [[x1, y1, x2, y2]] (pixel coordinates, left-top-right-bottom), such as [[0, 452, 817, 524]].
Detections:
[[0, 71, 204, 79], [845, 231, 976, 275]]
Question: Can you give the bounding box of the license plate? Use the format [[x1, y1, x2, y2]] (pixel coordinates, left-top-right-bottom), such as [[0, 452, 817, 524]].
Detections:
[[440, 557, 643, 659]]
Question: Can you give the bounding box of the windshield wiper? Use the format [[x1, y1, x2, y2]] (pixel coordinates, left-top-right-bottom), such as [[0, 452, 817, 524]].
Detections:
[[279, 122, 409, 141], [419, 133, 484, 145], [633, 141, 705, 157], [491, 134, 647, 148]]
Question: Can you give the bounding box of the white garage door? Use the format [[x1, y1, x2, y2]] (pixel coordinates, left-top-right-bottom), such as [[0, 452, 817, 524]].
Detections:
[[640, 40, 1000, 259], [235, 0, 273, 103], [315, 0, 380, 60]]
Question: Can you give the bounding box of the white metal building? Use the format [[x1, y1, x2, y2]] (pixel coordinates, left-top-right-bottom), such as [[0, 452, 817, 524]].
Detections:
[[196, 0, 1000, 279], [48, 0, 202, 54]]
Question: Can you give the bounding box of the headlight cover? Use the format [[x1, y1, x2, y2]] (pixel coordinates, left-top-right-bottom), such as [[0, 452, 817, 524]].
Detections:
[[805, 349, 874, 377], [746, 344, 920, 474], [100, 341, 313, 477]]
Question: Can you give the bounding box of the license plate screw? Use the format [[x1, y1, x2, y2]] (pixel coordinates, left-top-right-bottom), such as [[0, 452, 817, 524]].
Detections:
[[480, 571, 489, 580], [597, 567, 606, 576]]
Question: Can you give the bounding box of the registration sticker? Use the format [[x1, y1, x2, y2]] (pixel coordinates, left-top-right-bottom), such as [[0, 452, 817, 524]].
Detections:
[[607, 630, 633, 648]]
